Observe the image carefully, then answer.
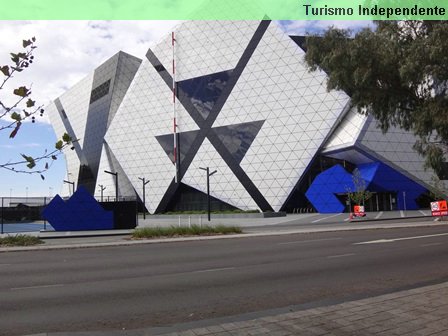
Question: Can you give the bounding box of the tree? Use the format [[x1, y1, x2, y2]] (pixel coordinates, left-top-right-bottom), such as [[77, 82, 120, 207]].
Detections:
[[0, 38, 72, 179], [346, 168, 372, 206], [304, 21, 448, 176], [430, 174, 447, 200]]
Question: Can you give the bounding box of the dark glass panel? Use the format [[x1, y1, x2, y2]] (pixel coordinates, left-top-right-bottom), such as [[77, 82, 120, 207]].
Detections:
[[89, 79, 111, 104], [155, 129, 200, 163], [213, 120, 265, 163], [177, 70, 232, 120]]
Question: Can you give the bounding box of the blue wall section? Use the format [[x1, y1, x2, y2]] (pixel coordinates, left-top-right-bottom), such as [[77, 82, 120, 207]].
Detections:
[[305, 165, 354, 213], [42, 187, 114, 231], [306, 162, 426, 213], [357, 162, 426, 210]]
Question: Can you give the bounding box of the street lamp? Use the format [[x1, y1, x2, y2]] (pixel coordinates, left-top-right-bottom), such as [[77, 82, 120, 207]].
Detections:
[[138, 177, 150, 219], [199, 166, 217, 221], [104, 170, 118, 201], [98, 184, 106, 202], [63, 180, 75, 195]]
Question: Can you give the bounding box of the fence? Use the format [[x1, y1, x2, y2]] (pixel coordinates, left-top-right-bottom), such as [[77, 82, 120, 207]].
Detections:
[[0, 196, 139, 234]]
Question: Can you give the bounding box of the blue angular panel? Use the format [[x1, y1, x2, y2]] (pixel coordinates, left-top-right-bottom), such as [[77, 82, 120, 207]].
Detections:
[[357, 162, 426, 210], [306, 162, 427, 213], [42, 186, 114, 231], [305, 164, 353, 213]]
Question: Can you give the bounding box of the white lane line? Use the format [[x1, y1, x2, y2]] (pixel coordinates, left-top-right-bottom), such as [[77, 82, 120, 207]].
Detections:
[[344, 217, 351, 222], [311, 214, 342, 223], [355, 232, 448, 245], [278, 238, 342, 245], [419, 210, 429, 216], [11, 284, 64, 291], [191, 267, 235, 274], [400, 211, 405, 218], [327, 253, 355, 259], [375, 211, 384, 219], [420, 243, 442, 247]]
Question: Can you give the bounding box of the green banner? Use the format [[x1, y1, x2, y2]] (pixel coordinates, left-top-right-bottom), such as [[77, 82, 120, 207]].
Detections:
[[1, 0, 447, 20]]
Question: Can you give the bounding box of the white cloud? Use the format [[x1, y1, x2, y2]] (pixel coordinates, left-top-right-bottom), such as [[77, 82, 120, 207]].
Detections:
[[0, 142, 41, 148], [278, 20, 374, 36]]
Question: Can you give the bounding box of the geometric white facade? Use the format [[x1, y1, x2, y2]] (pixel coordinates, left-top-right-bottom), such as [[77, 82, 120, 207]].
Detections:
[[48, 20, 443, 213], [106, 20, 350, 213], [47, 51, 141, 196]]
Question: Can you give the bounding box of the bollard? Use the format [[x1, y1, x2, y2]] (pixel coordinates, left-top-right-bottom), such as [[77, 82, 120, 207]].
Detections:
[[178, 216, 181, 227], [1, 197, 3, 234], [199, 216, 202, 227], [188, 216, 191, 228], [43, 197, 47, 231]]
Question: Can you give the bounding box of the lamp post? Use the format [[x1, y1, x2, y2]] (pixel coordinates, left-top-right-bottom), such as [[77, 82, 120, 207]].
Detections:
[[199, 166, 217, 221], [138, 177, 150, 219], [98, 184, 106, 202], [104, 170, 118, 201], [63, 180, 75, 195]]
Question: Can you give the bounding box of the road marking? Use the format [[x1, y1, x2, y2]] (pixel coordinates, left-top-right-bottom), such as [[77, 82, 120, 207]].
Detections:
[[11, 284, 64, 291], [375, 211, 383, 219], [354, 232, 448, 245], [420, 243, 442, 247], [0, 264, 11, 266], [419, 210, 429, 216], [278, 238, 342, 245], [192, 267, 235, 274], [327, 253, 355, 259], [311, 214, 342, 223], [344, 217, 351, 222], [400, 211, 405, 218]]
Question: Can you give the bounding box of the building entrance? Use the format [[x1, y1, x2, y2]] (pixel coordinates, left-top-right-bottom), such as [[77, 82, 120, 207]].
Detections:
[[338, 192, 398, 212]]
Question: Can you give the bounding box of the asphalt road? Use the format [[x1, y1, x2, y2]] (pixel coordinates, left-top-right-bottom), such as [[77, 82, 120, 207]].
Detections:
[[1, 225, 448, 335]]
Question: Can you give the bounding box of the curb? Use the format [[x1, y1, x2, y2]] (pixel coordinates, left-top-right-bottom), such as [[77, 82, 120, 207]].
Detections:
[[1, 220, 446, 253]]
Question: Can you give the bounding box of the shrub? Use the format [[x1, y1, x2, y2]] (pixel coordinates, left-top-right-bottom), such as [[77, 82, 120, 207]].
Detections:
[[0, 234, 43, 246], [132, 225, 242, 238]]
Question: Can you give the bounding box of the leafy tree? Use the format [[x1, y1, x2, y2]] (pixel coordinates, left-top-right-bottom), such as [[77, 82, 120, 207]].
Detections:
[[430, 174, 447, 200], [0, 38, 72, 179], [304, 21, 448, 176], [346, 168, 372, 206]]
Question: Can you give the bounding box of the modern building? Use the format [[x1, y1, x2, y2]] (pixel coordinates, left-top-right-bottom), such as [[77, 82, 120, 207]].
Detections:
[[47, 20, 445, 214]]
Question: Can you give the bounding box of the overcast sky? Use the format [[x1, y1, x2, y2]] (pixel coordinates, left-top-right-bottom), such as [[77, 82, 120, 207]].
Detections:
[[0, 20, 372, 198]]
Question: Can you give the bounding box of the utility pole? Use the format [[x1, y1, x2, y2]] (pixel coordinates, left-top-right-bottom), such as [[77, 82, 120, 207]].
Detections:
[[199, 167, 217, 221], [63, 180, 75, 195], [104, 170, 118, 201], [138, 177, 150, 219], [98, 185, 106, 202]]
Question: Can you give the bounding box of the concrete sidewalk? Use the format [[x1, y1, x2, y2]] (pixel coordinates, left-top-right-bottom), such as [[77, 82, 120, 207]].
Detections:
[[152, 281, 448, 336]]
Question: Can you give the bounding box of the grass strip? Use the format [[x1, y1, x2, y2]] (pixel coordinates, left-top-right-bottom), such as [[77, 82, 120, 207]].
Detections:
[[132, 225, 242, 239], [0, 234, 44, 247]]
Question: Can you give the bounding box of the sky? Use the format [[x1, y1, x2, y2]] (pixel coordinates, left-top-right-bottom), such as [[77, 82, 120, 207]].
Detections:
[[0, 20, 372, 198]]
